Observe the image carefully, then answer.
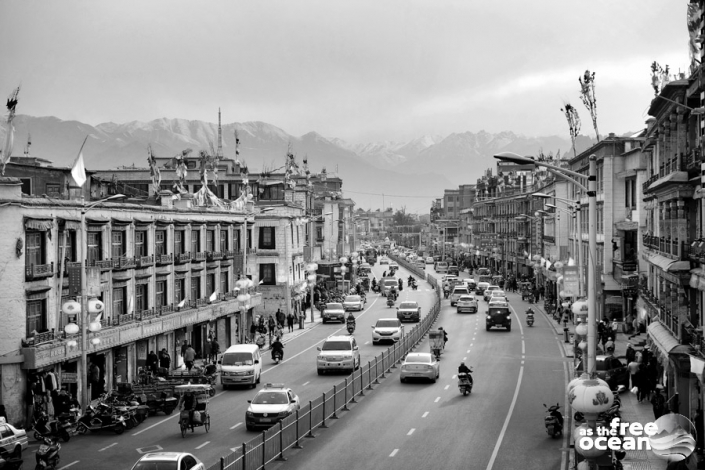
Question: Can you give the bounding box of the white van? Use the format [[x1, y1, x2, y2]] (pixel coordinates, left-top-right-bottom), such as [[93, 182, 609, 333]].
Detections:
[[220, 344, 262, 389]]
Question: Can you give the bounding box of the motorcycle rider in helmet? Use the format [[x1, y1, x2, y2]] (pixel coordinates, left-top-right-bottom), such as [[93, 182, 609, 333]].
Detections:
[[439, 326, 448, 345], [458, 361, 473, 385], [271, 338, 285, 361]]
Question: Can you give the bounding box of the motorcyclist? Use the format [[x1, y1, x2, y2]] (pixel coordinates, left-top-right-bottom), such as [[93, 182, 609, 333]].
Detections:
[[526, 308, 535, 315], [398, 278, 403, 290], [371, 278, 377, 290], [458, 362, 473, 385], [439, 327, 448, 345], [346, 312, 356, 330], [408, 275, 414, 286], [271, 339, 285, 361], [443, 281, 450, 298], [382, 270, 387, 278], [389, 285, 398, 301], [549, 405, 564, 428]]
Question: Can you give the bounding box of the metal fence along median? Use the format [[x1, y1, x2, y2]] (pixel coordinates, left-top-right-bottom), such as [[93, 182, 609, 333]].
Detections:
[[209, 266, 441, 470]]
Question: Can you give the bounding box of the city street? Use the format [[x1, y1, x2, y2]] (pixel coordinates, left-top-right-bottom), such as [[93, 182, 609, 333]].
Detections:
[[55, 262, 435, 469], [264, 267, 571, 470]]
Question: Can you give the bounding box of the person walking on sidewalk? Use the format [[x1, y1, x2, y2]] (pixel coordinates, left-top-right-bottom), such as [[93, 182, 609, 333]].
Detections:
[[651, 385, 666, 419], [635, 364, 648, 402], [625, 343, 636, 364], [628, 359, 640, 390], [286, 312, 295, 333]]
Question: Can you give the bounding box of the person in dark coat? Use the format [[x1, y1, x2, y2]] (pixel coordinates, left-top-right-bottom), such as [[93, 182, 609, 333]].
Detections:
[[276, 308, 286, 330], [635, 365, 648, 403], [210, 339, 219, 363], [250, 322, 258, 342], [159, 348, 171, 371], [625, 343, 636, 364], [651, 386, 666, 420], [286, 312, 295, 333], [147, 350, 159, 374]]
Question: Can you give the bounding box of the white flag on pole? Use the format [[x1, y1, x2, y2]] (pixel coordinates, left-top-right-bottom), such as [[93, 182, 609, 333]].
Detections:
[[71, 136, 89, 187], [177, 298, 186, 308], [209, 290, 219, 302]]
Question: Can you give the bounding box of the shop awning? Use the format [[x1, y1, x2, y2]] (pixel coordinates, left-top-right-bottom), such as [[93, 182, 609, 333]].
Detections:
[[647, 321, 680, 358], [59, 219, 82, 231], [24, 218, 54, 231], [647, 253, 691, 272]]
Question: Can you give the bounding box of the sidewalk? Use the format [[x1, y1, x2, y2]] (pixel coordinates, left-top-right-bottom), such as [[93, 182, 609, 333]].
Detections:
[[533, 302, 668, 470]]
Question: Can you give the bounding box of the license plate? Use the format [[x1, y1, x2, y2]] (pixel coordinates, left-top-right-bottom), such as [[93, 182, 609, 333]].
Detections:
[[259, 418, 271, 423]]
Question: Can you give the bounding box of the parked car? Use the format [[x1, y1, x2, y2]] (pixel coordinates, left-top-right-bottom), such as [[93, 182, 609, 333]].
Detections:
[[131, 452, 205, 470], [400, 353, 440, 383], [450, 285, 471, 306], [477, 267, 491, 276], [245, 383, 300, 431], [322, 303, 346, 323], [0, 420, 27, 459], [456, 295, 478, 313], [371, 318, 404, 345], [575, 356, 629, 390], [483, 285, 501, 302], [389, 262, 399, 270], [397, 301, 421, 322], [343, 295, 365, 312], [317, 336, 361, 375]]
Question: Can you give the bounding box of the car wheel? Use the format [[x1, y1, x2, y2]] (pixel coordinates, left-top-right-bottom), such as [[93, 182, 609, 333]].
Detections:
[[400, 377, 406, 383], [486, 325, 491, 331], [431, 376, 437, 383], [317, 369, 324, 376], [506, 325, 511, 332]]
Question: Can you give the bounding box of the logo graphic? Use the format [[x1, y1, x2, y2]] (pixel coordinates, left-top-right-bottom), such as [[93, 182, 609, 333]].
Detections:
[[649, 413, 696, 462]]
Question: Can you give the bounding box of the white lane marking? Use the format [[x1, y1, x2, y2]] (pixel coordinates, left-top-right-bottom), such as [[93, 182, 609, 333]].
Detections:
[[364, 341, 370, 344], [521, 361, 525, 364], [486, 366, 525, 470], [522, 355, 525, 359], [390, 449, 399, 457], [434, 397, 440, 403], [463, 357, 467, 361], [58, 462, 80, 470], [444, 385, 449, 390], [407, 428, 415, 436], [452, 374, 457, 379], [231, 447, 239, 453], [99, 442, 118, 452], [132, 414, 180, 436], [302, 381, 310, 386], [466, 350, 470, 353], [470, 343, 473, 347], [230, 422, 242, 430], [422, 412, 429, 418], [196, 441, 210, 449], [522, 341, 526, 355]]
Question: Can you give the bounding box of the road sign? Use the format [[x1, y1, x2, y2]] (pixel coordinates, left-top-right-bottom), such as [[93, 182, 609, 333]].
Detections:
[[562, 266, 579, 297]]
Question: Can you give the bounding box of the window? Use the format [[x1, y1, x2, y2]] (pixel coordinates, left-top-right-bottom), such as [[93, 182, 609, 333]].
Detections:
[[260, 184, 284, 200], [134, 231, 146, 257], [19, 178, 31, 195], [229, 184, 240, 200], [187, 161, 197, 169], [220, 271, 229, 295], [220, 230, 228, 252], [174, 278, 185, 304], [191, 230, 200, 254], [259, 227, 276, 249], [181, 455, 198, 470], [156, 280, 166, 308], [206, 230, 215, 252], [57, 231, 77, 263], [316, 227, 323, 240], [206, 273, 216, 296], [26, 231, 45, 268], [45, 183, 61, 197], [27, 299, 47, 335], [233, 228, 241, 252], [112, 287, 126, 316], [625, 178, 636, 208], [174, 230, 184, 255], [259, 263, 276, 285], [111, 231, 125, 259], [135, 283, 148, 312], [155, 230, 166, 256], [191, 275, 201, 300], [247, 229, 252, 249], [87, 232, 102, 263]]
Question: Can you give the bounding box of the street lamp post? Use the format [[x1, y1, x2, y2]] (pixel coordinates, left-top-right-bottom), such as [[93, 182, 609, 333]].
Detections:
[[79, 194, 125, 410], [495, 152, 596, 378]]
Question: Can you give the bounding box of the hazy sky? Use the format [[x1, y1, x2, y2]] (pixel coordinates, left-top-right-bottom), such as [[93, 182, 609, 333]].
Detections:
[[0, 1, 689, 144]]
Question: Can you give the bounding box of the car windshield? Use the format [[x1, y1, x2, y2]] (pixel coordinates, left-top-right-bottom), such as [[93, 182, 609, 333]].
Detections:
[[322, 341, 352, 351], [492, 291, 505, 296], [133, 462, 180, 470], [221, 352, 253, 366], [326, 303, 343, 310], [344, 296, 360, 302], [399, 302, 417, 308], [459, 296, 474, 302], [406, 354, 431, 364], [376, 320, 400, 328], [252, 391, 289, 405], [453, 288, 468, 294]]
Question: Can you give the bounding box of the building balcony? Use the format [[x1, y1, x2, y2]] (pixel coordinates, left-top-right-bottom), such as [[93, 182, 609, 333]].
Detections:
[[25, 262, 55, 281], [223, 250, 236, 259], [207, 251, 223, 261], [91, 259, 116, 271], [137, 255, 154, 268], [115, 257, 137, 270], [256, 249, 279, 257], [175, 253, 191, 264], [21, 293, 263, 369], [191, 252, 207, 262], [543, 235, 555, 244], [156, 254, 173, 265]]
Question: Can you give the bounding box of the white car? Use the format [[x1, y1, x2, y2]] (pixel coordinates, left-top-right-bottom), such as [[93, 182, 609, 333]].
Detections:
[[456, 295, 478, 313], [450, 285, 471, 306], [0, 419, 27, 459], [400, 352, 440, 383], [379, 257, 390, 265], [131, 452, 205, 470], [389, 262, 399, 270], [371, 318, 404, 344], [343, 295, 366, 311], [483, 285, 501, 302], [317, 336, 361, 374], [322, 303, 346, 323], [246, 383, 300, 431], [426, 257, 434, 264], [490, 290, 509, 303]]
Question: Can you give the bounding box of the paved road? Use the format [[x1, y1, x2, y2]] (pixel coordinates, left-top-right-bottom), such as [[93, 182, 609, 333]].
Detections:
[[263, 267, 571, 470], [56, 262, 434, 469]]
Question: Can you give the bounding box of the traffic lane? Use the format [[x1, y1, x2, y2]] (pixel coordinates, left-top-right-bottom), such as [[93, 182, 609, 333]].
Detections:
[[488, 291, 568, 470], [60, 288, 437, 468], [267, 303, 524, 470]]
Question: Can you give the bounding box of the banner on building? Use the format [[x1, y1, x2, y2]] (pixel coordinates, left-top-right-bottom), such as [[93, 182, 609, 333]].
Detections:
[[562, 266, 579, 297]]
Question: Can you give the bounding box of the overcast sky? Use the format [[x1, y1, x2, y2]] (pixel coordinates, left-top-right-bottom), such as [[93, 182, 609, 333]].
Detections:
[[0, 1, 689, 144]]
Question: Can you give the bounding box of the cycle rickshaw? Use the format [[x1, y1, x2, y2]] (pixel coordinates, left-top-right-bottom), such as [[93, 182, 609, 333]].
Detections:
[[175, 384, 211, 437]]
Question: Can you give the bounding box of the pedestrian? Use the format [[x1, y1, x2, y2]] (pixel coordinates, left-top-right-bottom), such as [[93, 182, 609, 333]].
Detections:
[[258, 315, 265, 334], [533, 287, 540, 304], [203, 340, 211, 365], [147, 350, 159, 374], [604, 337, 615, 355], [287, 311, 295, 333], [539, 285, 545, 300], [210, 338, 219, 363], [268, 315, 276, 335], [632, 316, 639, 334], [181, 340, 188, 358], [635, 348, 643, 364], [651, 385, 666, 420], [184, 344, 196, 371], [625, 343, 636, 364], [628, 359, 640, 390], [159, 348, 171, 371], [276, 308, 286, 330], [637, 364, 649, 403], [249, 322, 257, 343]]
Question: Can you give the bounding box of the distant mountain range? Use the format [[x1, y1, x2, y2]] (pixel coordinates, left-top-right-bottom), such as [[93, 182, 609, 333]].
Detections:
[[1, 115, 594, 213]]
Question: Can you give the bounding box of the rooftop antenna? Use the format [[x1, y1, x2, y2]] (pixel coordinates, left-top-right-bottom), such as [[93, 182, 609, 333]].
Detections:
[[23, 132, 31, 157], [217, 108, 223, 159]]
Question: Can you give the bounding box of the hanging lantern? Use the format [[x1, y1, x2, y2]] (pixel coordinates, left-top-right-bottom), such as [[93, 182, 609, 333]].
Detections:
[[66, 340, 78, 349], [62, 300, 81, 314], [88, 321, 102, 333], [64, 323, 79, 335], [571, 300, 587, 316], [87, 298, 105, 314], [559, 290, 567, 298], [570, 377, 613, 414], [244, 294, 251, 301], [307, 274, 317, 282], [90, 337, 101, 346], [574, 423, 608, 459], [698, 276, 705, 291], [568, 374, 590, 394], [237, 294, 248, 302], [340, 257, 348, 263], [691, 274, 700, 289], [575, 320, 588, 337]]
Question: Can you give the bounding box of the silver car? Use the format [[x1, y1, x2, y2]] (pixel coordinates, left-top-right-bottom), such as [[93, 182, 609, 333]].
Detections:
[[245, 384, 300, 431], [322, 303, 346, 323], [317, 336, 361, 374], [371, 318, 404, 345], [456, 295, 478, 313], [400, 352, 440, 383], [131, 452, 205, 470], [343, 295, 365, 312]]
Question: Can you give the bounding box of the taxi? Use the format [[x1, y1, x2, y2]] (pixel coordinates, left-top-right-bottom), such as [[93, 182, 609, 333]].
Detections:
[[246, 384, 300, 431], [0, 418, 27, 458]]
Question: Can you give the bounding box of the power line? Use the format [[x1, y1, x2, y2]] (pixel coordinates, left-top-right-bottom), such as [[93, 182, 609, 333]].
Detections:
[[342, 189, 438, 199]]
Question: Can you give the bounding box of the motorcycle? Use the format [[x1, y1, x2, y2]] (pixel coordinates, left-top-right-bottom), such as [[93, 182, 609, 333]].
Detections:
[[544, 403, 563, 438], [526, 313, 534, 327], [443, 288, 450, 299], [35, 437, 60, 469], [407, 277, 414, 287], [346, 320, 356, 335], [386, 297, 395, 308], [272, 347, 284, 364], [458, 371, 473, 396], [411, 281, 418, 291], [76, 404, 127, 435], [33, 412, 72, 443], [255, 334, 266, 349], [432, 348, 442, 361]]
